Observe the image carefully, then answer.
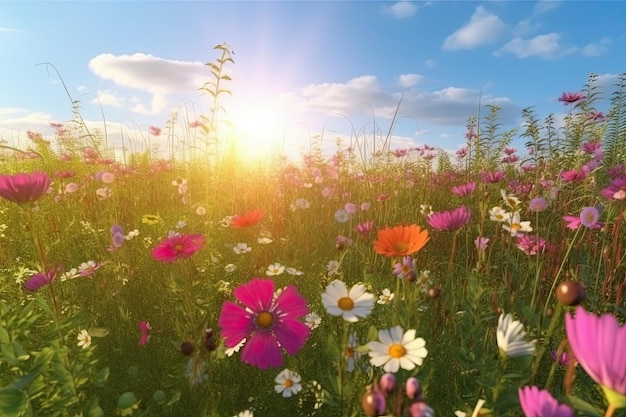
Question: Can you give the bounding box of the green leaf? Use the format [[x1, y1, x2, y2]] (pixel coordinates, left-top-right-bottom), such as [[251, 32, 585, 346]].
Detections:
[[566, 395, 602, 417], [0, 326, 10, 345], [94, 367, 109, 388], [88, 327, 110, 338], [0, 389, 29, 417], [33, 348, 54, 371], [7, 370, 40, 391]]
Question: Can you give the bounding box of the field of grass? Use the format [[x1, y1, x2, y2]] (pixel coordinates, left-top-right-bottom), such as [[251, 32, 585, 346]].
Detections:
[[1, 64, 625, 417]]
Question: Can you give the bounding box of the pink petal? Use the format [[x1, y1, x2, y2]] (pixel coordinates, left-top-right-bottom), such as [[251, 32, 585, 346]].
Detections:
[[218, 301, 255, 347], [233, 278, 274, 312], [275, 285, 309, 317], [241, 332, 283, 369], [273, 318, 310, 355]]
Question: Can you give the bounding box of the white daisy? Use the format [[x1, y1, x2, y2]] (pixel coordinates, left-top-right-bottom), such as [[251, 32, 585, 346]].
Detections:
[[233, 243, 251, 254], [368, 325, 428, 373], [233, 411, 253, 417], [304, 312, 322, 330], [225, 338, 246, 357], [501, 212, 533, 237], [266, 263, 285, 276], [274, 369, 302, 398], [77, 329, 92, 349], [496, 312, 537, 358], [489, 206, 511, 223], [377, 288, 395, 305], [321, 280, 375, 322]]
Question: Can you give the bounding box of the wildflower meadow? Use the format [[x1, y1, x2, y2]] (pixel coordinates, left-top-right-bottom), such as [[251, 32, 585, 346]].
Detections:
[[1, 45, 625, 417]]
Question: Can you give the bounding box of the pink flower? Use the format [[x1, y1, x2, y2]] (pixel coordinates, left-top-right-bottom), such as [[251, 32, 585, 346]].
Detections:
[[151, 234, 204, 262], [561, 169, 587, 182], [23, 268, 59, 292], [450, 182, 476, 196], [479, 170, 505, 184], [138, 321, 152, 347], [563, 215, 581, 230], [344, 202, 358, 214], [427, 205, 470, 232], [565, 306, 626, 399], [601, 175, 626, 200], [474, 236, 489, 250], [558, 92, 585, 105], [518, 386, 573, 417], [218, 278, 310, 369], [0, 172, 51, 205], [354, 221, 374, 235], [150, 126, 162, 136], [516, 234, 547, 255]]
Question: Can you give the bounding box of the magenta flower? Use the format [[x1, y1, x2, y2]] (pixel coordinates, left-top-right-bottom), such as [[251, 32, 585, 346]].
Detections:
[[218, 278, 310, 369], [138, 321, 152, 347], [450, 182, 476, 196], [151, 234, 204, 262], [561, 169, 587, 182], [479, 170, 505, 183], [150, 126, 162, 136], [0, 172, 51, 205], [558, 92, 585, 105], [601, 175, 626, 200], [427, 205, 470, 232], [518, 386, 573, 417], [565, 306, 626, 403], [550, 350, 570, 366], [23, 269, 58, 292]]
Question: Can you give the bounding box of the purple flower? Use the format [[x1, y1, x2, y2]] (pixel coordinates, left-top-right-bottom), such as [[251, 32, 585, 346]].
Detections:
[[23, 269, 58, 292], [529, 197, 548, 212], [427, 205, 470, 232], [565, 306, 626, 400], [392, 256, 415, 280], [474, 236, 489, 250], [579, 206, 600, 229], [518, 386, 573, 417], [109, 224, 125, 251]]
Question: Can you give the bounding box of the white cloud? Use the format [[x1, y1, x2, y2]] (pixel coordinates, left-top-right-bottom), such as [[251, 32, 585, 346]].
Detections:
[[497, 33, 577, 59], [384, 1, 419, 19], [93, 89, 124, 107], [282, 75, 518, 127], [534, 0, 560, 15], [398, 74, 423, 88], [581, 38, 611, 57], [443, 6, 507, 50], [88, 53, 207, 114]]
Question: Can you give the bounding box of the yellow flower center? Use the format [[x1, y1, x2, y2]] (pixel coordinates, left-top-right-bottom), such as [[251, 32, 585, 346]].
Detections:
[[256, 311, 274, 328], [337, 297, 354, 311], [175, 244, 184, 252], [394, 241, 409, 253], [388, 343, 406, 358], [284, 379, 293, 388], [511, 223, 521, 231]]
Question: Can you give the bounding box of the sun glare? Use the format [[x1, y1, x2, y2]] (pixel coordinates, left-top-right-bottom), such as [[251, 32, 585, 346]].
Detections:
[[228, 107, 286, 164]]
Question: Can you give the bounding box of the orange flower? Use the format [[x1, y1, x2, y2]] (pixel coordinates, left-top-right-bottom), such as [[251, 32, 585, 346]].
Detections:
[[373, 224, 429, 257], [231, 210, 264, 228]]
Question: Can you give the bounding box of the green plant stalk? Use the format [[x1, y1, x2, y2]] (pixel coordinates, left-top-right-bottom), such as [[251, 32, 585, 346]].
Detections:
[[530, 210, 542, 311]]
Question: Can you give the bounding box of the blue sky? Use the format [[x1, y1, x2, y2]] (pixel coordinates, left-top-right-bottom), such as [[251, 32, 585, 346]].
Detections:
[[1, 1, 624, 161]]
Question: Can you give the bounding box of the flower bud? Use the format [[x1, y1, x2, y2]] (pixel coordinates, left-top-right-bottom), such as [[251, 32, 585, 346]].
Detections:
[[405, 377, 422, 400], [361, 387, 386, 417], [379, 373, 396, 393], [181, 341, 194, 356], [409, 401, 434, 417]]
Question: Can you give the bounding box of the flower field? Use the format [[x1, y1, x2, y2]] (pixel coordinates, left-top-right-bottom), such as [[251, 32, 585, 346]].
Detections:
[[1, 67, 626, 417]]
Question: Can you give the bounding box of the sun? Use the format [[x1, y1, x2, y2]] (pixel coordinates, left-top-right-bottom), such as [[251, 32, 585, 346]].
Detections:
[[227, 105, 287, 163]]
